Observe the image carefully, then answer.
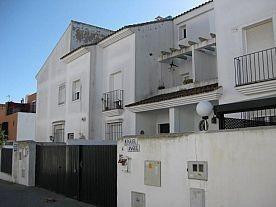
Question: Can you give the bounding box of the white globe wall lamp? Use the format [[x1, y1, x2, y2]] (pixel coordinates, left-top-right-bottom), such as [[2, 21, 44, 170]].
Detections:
[[196, 101, 213, 131]]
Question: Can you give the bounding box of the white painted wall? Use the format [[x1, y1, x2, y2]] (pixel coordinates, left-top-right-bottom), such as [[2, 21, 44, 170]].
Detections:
[[136, 109, 169, 135], [214, 0, 276, 104], [13, 141, 36, 186], [136, 100, 218, 136], [118, 127, 276, 207], [36, 24, 71, 142], [101, 21, 173, 138], [36, 21, 111, 142], [174, 3, 215, 47], [64, 51, 91, 140], [134, 21, 174, 100], [101, 33, 136, 137], [193, 50, 217, 82], [16, 112, 36, 141]]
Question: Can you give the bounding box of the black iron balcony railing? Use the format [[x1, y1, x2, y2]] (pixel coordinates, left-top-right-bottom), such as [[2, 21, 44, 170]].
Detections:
[[234, 47, 276, 86], [214, 97, 276, 130], [102, 89, 123, 111]]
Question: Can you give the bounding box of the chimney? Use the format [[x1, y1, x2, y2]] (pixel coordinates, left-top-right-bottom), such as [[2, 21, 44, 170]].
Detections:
[[155, 16, 164, 21]]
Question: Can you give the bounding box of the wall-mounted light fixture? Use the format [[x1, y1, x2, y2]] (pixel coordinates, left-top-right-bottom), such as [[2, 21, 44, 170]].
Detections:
[[196, 101, 213, 131]]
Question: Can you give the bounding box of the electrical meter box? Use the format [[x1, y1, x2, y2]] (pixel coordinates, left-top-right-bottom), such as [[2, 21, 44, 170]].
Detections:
[[131, 191, 145, 207], [144, 160, 161, 187], [187, 161, 208, 180], [190, 188, 205, 207]]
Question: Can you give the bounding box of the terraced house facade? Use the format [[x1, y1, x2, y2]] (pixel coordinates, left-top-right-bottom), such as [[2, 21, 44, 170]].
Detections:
[[36, 0, 276, 142]]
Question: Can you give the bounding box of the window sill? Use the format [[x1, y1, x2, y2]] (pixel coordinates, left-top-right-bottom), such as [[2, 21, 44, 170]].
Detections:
[[72, 99, 81, 103]]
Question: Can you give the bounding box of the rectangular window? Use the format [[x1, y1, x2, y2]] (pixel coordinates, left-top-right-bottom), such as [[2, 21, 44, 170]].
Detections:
[[58, 84, 66, 105], [67, 133, 74, 140], [179, 25, 187, 40], [105, 122, 122, 141], [72, 80, 81, 101], [31, 101, 36, 112], [52, 122, 65, 142], [245, 20, 274, 53], [158, 123, 170, 133]]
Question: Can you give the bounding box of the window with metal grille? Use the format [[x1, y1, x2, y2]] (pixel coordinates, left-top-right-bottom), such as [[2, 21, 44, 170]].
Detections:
[[105, 122, 122, 141]]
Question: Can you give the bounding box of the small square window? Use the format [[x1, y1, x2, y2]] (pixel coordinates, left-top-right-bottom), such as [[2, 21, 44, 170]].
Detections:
[[67, 133, 74, 140], [158, 123, 170, 133]]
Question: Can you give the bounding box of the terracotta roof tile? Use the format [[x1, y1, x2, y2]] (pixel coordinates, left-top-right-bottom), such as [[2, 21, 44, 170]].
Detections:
[[173, 0, 213, 20], [125, 83, 219, 107]]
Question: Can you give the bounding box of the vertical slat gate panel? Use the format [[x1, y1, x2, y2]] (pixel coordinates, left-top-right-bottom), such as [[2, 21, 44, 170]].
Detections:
[[0, 148, 13, 175], [36, 144, 117, 207]]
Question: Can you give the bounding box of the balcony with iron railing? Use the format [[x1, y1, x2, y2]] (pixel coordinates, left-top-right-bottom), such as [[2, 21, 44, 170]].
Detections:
[[234, 47, 276, 87], [102, 90, 124, 116]]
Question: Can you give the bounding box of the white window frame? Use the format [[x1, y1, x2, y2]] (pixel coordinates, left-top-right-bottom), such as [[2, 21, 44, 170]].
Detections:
[[179, 25, 187, 40], [243, 18, 274, 54], [58, 83, 66, 105], [52, 121, 65, 142], [72, 79, 81, 101]]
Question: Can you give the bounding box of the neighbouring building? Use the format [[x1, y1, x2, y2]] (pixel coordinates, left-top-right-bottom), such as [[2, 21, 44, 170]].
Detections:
[[213, 0, 276, 128], [36, 0, 276, 142], [98, 18, 174, 140], [215, 0, 276, 105], [35, 21, 113, 142], [60, 2, 218, 141], [125, 1, 219, 135], [117, 1, 276, 206], [0, 93, 36, 141]]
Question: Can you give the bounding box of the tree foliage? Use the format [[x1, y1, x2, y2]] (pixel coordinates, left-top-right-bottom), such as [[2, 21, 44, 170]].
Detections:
[[0, 129, 7, 146]]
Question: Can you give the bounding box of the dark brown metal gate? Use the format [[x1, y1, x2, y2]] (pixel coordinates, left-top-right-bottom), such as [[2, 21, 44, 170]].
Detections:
[[35, 144, 117, 207], [0, 148, 13, 175]]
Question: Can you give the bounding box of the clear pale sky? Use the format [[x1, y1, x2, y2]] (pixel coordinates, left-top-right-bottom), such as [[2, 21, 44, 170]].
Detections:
[[0, 0, 207, 103]]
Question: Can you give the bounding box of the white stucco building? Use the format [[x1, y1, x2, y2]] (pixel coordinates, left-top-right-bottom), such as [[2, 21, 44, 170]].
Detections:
[[98, 19, 174, 140], [35, 21, 113, 142], [215, 0, 276, 105], [36, 0, 276, 142], [125, 1, 220, 135]]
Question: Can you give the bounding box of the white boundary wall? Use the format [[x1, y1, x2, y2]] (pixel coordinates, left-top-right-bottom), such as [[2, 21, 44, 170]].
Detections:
[[118, 127, 276, 207], [0, 141, 36, 186]]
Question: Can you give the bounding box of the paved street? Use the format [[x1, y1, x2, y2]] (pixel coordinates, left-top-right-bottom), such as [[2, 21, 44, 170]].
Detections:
[[0, 180, 95, 207]]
